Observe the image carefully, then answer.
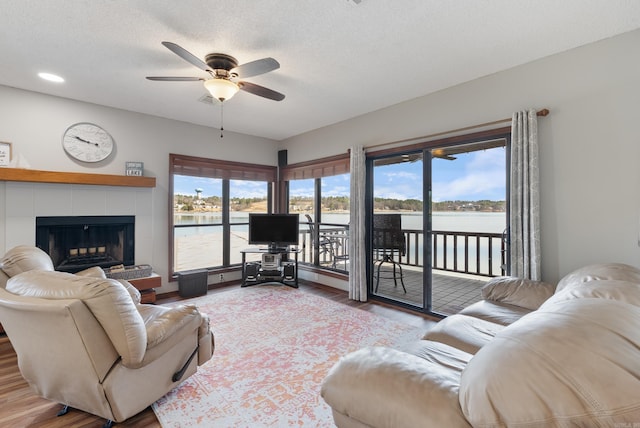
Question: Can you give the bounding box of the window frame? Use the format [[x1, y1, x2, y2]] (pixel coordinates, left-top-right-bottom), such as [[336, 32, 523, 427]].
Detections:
[[281, 153, 350, 271], [169, 153, 277, 279]]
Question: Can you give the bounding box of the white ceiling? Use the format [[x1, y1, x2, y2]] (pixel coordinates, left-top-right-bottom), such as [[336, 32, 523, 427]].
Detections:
[[1, 1, 639, 141]]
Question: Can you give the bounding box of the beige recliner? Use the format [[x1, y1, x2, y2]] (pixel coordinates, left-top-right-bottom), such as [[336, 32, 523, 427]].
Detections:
[[0, 245, 214, 427]]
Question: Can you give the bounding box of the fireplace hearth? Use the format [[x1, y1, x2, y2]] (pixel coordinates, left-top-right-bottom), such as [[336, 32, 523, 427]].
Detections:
[[36, 216, 135, 273]]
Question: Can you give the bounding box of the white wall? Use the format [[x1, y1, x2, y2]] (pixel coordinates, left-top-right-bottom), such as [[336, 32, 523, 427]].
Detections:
[[0, 86, 279, 292], [281, 29, 640, 284]]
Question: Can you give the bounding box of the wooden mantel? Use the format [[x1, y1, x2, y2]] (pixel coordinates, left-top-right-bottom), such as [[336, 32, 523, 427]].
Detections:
[[0, 168, 156, 187]]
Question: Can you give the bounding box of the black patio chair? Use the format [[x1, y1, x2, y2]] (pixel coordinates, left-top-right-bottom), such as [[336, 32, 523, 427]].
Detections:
[[305, 214, 335, 264], [372, 214, 406, 293]]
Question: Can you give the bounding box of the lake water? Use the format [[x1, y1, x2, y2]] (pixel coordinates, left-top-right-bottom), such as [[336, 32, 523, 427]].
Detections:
[[175, 211, 505, 234], [174, 211, 506, 273]]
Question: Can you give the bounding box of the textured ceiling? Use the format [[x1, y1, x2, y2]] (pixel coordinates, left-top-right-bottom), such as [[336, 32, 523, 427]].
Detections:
[[1, 1, 639, 141]]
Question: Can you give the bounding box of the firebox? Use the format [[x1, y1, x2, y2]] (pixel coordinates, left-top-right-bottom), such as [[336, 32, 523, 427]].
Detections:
[[36, 216, 135, 273]]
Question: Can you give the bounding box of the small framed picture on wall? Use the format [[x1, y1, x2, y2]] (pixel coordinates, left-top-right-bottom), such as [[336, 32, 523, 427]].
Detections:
[[0, 142, 12, 167]]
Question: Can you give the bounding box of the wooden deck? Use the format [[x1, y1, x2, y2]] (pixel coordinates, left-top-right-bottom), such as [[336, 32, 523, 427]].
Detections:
[[372, 265, 490, 315]]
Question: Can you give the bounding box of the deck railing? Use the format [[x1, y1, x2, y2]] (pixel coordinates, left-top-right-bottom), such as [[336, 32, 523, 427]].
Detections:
[[301, 223, 506, 277], [414, 229, 505, 277]]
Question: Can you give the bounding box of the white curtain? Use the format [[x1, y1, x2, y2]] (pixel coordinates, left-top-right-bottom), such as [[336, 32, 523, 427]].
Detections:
[[349, 145, 367, 301], [510, 109, 541, 280]]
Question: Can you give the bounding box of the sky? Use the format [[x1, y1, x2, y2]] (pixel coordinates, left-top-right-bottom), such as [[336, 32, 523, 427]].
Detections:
[[372, 148, 506, 202], [175, 147, 506, 202], [432, 148, 506, 202]]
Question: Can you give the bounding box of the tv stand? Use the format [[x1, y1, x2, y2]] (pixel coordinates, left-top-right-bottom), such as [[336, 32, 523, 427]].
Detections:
[[241, 247, 300, 288], [266, 243, 288, 253]]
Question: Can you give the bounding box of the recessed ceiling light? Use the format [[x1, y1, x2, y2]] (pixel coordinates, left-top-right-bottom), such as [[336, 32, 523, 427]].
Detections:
[[38, 72, 64, 83]]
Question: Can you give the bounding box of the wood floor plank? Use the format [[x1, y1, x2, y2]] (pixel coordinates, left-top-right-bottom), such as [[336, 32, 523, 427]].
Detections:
[[0, 281, 438, 426]]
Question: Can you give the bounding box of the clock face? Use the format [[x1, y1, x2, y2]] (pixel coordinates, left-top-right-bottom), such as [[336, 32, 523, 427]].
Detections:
[[62, 122, 114, 163]]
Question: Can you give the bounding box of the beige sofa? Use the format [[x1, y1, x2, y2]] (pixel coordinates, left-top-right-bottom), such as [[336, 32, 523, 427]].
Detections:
[[0, 245, 214, 426], [321, 263, 640, 427]]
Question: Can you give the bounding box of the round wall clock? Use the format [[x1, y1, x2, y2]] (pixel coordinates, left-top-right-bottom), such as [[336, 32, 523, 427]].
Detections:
[[62, 122, 115, 163]]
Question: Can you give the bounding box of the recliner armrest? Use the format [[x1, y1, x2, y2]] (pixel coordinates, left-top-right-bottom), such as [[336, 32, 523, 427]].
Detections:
[[137, 304, 214, 367], [139, 304, 202, 348], [197, 312, 214, 365]]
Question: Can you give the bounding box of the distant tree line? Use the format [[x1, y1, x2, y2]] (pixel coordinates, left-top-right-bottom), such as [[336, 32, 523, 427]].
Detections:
[[174, 194, 264, 211], [373, 198, 423, 211], [374, 198, 504, 212], [289, 196, 349, 212], [176, 194, 505, 212], [432, 200, 505, 212]]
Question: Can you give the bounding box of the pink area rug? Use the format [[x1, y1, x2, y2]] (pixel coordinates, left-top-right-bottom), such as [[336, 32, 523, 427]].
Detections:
[[152, 285, 423, 427]]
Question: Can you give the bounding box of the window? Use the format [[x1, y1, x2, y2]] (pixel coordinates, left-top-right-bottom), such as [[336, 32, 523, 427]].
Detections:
[[173, 175, 223, 271], [288, 178, 315, 216], [281, 154, 350, 270], [289, 178, 315, 264], [229, 179, 270, 265], [169, 154, 276, 277]]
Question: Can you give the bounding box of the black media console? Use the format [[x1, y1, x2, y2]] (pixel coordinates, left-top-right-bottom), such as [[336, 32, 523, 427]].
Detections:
[[240, 247, 300, 288]]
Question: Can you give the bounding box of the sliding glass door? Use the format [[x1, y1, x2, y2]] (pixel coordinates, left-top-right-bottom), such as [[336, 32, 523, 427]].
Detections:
[[368, 132, 509, 316], [370, 153, 425, 309], [429, 142, 507, 314]]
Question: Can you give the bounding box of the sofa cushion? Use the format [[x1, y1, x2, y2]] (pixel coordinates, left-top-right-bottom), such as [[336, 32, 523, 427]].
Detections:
[[556, 262, 640, 293], [458, 300, 531, 326], [540, 279, 640, 309], [481, 276, 555, 310], [0, 245, 54, 277], [459, 298, 640, 427], [7, 270, 147, 367], [423, 314, 504, 355], [322, 343, 473, 428]]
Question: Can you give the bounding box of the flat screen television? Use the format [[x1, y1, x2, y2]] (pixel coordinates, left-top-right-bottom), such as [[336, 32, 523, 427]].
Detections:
[[248, 213, 300, 251]]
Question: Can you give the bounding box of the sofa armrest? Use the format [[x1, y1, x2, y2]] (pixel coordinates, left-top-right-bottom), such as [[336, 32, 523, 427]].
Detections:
[[321, 345, 472, 428], [118, 280, 142, 304], [75, 266, 107, 278], [481, 276, 556, 310], [0, 269, 9, 289]]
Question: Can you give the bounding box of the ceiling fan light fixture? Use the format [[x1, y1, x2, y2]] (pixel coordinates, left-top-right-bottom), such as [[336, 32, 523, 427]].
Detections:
[[204, 78, 239, 102]]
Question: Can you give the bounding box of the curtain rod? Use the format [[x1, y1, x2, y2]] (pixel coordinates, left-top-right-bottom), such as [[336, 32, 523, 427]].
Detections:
[[364, 108, 549, 151]]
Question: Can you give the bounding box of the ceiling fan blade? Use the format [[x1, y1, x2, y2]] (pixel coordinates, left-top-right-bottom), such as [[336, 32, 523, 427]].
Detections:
[[232, 57, 280, 78], [238, 81, 285, 101], [161, 41, 210, 72], [146, 76, 204, 81]]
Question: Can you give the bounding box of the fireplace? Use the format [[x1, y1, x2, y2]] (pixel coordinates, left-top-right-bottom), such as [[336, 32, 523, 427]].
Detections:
[[36, 216, 135, 273]]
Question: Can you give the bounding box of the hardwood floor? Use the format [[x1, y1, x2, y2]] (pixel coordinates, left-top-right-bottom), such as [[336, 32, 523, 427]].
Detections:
[[0, 281, 438, 427]]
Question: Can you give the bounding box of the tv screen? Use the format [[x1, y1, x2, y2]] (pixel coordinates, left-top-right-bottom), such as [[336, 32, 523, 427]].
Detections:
[[249, 214, 300, 250]]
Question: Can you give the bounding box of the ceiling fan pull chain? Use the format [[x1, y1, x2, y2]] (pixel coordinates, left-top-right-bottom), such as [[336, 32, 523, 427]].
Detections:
[[220, 103, 224, 138]]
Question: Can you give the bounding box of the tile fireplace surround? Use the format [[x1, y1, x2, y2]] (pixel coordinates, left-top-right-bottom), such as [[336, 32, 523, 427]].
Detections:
[[0, 179, 155, 276]]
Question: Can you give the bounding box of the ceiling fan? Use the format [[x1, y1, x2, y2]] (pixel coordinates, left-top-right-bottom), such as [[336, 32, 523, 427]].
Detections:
[[146, 41, 285, 103]]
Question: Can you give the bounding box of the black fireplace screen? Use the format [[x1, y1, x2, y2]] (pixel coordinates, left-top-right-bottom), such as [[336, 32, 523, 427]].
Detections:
[[36, 216, 135, 273]]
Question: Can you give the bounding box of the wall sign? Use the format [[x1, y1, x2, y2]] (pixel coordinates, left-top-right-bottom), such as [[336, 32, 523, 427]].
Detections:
[[0, 142, 12, 167], [125, 161, 144, 176]]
